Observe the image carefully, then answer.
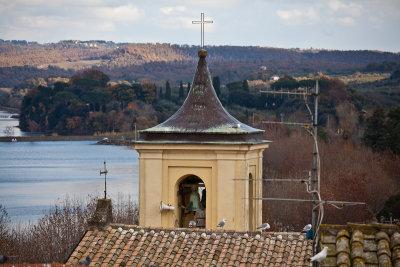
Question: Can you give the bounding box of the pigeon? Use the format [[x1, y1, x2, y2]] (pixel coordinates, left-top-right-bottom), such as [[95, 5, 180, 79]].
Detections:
[[309, 247, 328, 263], [302, 224, 312, 233], [79, 255, 91, 266], [0, 255, 8, 264], [257, 222, 271, 231], [217, 218, 227, 228], [188, 220, 196, 228]]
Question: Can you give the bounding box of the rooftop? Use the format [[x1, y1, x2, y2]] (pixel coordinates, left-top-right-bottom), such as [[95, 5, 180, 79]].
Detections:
[[319, 222, 400, 267], [67, 224, 313, 266]]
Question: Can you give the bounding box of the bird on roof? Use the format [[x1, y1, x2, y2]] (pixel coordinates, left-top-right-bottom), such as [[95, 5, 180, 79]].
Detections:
[[309, 247, 328, 263], [0, 255, 8, 264], [257, 222, 270, 231], [217, 218, 227, 228], [302, 224, 312, 232], [188, 220, 196, 228], [78, 255, 91, 266]]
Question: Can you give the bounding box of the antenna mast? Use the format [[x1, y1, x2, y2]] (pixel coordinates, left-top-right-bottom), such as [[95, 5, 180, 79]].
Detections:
[[257, 80, 364, 266], [100, 160, 108, 199]]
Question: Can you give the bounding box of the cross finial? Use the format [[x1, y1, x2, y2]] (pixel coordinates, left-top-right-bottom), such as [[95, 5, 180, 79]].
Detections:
[[192, 13, 213, 49], [100, 160, 108, 199]]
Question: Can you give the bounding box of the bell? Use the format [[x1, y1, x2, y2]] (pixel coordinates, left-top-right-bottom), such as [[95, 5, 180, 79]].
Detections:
[[186, 189, 203, 212]]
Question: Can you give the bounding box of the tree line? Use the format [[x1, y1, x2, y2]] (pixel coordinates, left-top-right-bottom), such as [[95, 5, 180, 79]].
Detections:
[[19, 69, 196, 134]]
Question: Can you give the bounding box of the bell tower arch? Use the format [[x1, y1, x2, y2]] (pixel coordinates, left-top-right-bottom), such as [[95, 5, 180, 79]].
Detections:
[[177, 175, 206, 228]]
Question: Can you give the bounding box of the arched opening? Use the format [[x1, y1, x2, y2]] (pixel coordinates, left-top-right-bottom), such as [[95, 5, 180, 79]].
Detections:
[[177, 175, 206, 228], [249, 173, 254, 231]]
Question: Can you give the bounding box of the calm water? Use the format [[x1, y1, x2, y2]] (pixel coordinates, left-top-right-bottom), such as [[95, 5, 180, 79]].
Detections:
[[0, 141, 139, 223]]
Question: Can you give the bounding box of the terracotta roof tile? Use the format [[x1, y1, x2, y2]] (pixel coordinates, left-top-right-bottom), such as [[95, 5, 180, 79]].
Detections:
[[67, 225, 313, 266], [319, 223, 400, 267]]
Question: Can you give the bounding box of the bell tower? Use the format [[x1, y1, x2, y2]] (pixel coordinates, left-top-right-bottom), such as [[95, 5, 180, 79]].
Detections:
[[133, 49, 270, 231]]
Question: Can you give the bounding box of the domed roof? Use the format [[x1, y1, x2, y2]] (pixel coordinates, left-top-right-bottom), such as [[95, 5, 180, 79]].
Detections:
[[139, 50, 266, 143]]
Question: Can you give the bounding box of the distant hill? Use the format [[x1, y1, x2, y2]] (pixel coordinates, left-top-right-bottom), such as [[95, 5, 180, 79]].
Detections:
[[0, 40, 399, 87]]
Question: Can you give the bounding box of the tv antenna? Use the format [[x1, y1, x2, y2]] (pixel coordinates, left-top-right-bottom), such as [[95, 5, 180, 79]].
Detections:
[[244, 80, 365, 265], [100, 160, 108, 199]]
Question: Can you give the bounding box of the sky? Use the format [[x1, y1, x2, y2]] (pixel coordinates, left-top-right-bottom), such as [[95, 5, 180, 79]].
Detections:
[[0, 0, 399, 52]]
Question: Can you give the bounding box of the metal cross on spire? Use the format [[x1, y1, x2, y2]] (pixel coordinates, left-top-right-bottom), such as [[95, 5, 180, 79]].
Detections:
[[192, 13, 213, 49], [100, 160, 108, 199]]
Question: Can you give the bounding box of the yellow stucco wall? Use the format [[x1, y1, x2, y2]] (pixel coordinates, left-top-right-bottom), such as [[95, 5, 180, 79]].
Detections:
[[133, 142, 269, 231]]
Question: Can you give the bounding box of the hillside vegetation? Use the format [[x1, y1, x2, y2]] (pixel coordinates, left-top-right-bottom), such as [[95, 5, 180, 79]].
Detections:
[[1, 40, 399, 88]]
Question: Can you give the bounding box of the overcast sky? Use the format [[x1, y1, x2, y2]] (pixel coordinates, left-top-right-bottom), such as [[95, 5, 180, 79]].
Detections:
[[0, 0, 399, 52]]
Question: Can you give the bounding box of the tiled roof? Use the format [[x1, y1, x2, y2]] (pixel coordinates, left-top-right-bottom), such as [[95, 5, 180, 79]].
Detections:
[[0, 264, 80, 267], [66, 224, 313, 266], [319, 222, 400, 267]]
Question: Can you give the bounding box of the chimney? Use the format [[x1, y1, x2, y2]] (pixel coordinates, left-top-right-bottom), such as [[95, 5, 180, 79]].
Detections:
[[88, 198, 113, 230]]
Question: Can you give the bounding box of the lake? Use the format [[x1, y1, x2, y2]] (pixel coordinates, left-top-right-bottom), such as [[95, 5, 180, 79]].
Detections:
[[0, 140, 139, 224]]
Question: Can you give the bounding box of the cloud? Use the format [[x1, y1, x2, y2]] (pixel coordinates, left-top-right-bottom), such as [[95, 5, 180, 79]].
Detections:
[[160, 6, 186, 15], [10, 0, 113, 6], [328, 0, 347, 11], [92, 4, 141, 22], [158, 16, 212, 30], [169, 0, 239, 8], [336, 17, 355, 25], [95, 22, 116, 32], [17, 15, 85, 29], [276, 7, 319, 25], [328, 1, 363, 17], [327, 0, 363, 25]]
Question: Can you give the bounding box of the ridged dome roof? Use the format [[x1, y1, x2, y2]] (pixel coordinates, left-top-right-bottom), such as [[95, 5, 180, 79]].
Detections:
[[139, 50, 266, 143]]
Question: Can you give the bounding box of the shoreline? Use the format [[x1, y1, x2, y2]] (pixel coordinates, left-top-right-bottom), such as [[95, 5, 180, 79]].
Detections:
[[0, 135, 134, 145]]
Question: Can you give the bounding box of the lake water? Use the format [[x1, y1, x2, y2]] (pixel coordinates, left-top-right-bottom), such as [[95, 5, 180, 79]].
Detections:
[[0, 141, 139, 224]]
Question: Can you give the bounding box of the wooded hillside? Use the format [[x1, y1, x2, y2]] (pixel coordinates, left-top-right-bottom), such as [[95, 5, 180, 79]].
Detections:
[[1, 41, 399, 88]]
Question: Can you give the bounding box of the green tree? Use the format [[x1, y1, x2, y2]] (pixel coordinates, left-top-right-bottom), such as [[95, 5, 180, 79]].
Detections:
[[70, 69, 110, 88], [271, 75, 299, 90], [82, 90, 111, 112], [363, 106, 387, 152], [141, 81, 156, 104], [109, 83, 135, 110], [242, 79, 249, 92], [54, 91, 78, 106], [378, 192, 400, 221], [90, 112, 108, 132], [53, 81, 69, 93], [385, 106, 400, 154], [179, 80, 184, 100], [390, 70, 400, 80], [165, 81, 171, 101], [212, 76, 221, 97], [132, 83, 143, 101], [153, 83, 157, 99], [226, 81, 243, 91], [19, 86, 55, 132]]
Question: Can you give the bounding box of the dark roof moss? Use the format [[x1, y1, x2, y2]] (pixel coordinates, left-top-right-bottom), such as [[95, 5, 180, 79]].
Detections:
[[139, 50, 266, 143]]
